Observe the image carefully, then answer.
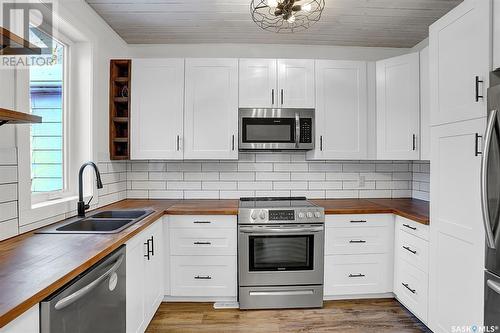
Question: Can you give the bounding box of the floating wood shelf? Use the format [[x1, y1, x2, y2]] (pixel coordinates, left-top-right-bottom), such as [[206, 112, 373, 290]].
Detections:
[[0, 108, 42, 126], [0, 27, 40, 55], [109, 59, 131, 160]]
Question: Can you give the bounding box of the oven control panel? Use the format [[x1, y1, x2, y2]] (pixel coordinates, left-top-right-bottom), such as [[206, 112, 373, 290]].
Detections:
[[240, 208, 324, 224]]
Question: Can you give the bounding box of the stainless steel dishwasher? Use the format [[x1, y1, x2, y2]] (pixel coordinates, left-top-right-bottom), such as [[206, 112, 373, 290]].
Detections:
[[41, 245, 126, 333]]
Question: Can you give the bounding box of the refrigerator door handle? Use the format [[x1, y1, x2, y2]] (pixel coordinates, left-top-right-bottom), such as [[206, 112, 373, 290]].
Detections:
[[481, 109, 498, 249], [487, 279, 500, 294]]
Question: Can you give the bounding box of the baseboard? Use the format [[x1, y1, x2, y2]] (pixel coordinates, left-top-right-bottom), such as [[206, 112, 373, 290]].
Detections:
[[163, 296, 238, 303], [323, 292, 395, 301]]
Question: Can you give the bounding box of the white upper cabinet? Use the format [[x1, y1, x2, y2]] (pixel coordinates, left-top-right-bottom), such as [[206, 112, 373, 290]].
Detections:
[[184, 58, 238, 160], [494, 0, 500, 70], [308, 60, 368, 160], [428, 118, 485, 332], [420, 47, 431, 161], [429, 0, 491, 125], [239, 59, 277, 108], [131, 58, 184, 160], [376, 53, 421, 160], [278, 59, 315, 108]]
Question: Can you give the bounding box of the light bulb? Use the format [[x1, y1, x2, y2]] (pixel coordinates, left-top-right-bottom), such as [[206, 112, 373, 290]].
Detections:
[[302, 3, 312, 12], [267, 0, 279, 7], [287, 15, 296, 23]]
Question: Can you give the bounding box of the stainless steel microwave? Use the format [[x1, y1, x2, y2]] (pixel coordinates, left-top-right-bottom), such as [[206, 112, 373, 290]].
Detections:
[[238, 108, 315, 151]]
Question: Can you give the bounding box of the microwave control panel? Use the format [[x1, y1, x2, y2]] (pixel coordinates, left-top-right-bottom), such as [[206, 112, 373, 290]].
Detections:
[[300, 119, 313, 143]]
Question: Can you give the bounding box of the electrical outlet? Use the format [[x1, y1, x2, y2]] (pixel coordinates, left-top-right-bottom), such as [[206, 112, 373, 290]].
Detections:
[[358, 175, 366, 188]]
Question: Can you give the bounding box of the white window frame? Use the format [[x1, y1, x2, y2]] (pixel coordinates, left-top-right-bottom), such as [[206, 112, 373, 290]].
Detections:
[[30, 31, 71, 204]]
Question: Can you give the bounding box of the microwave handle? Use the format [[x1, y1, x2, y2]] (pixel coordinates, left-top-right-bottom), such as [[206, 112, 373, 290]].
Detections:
[[295, 113, 300, 148]]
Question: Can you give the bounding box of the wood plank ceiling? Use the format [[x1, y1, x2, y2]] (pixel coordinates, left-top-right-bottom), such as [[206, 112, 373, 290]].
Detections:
[[85, 0, 462, 48]]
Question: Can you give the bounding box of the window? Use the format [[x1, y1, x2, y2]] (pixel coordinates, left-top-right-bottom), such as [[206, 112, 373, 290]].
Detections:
[[28, 28, 67, 197]]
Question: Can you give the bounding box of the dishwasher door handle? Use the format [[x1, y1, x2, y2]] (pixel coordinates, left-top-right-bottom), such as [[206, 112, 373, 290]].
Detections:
[[54, 254, 125, 310]]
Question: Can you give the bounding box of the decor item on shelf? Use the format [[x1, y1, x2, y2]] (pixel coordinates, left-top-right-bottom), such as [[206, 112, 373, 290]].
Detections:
[[121, 86, 129, 98], [250, 0, 325, 33]]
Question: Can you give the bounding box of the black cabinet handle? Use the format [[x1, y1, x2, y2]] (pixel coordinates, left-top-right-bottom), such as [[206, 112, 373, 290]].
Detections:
[[271, 89, 275, 105], [320, 136, 323, 151], [475, 133, 483, 156], [349, 240, 366, 244], [403, 245, 417, 255], [280, 89, 284, 105], [349, 273, 365, 278], [402, 283, 416, 294], [194, 221, 212, 224], [412, 134, 416, 151], [194, 275, 212, 280], [402, 223, 416, 231], [176, 135, 180, 151], [476, 76, 484, 102], [232, 135, 235, 151], [350, 220, 367, 223], [194, 241, 212, 245], [144, 240, 151, 260]]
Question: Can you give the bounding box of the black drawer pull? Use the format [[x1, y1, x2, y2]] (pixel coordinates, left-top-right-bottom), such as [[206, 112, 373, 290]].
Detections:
[[194, 241, 212, 245], [402, 224, 417, 231], [402, 283, 416, 294], [350, 220, 367, 223], [476, 76, 484, 102], [349, 240, 366, 244], [403, 246, 417, 255], [194, 275, 212, 280], [349, 273, 365, 278], [193, 221, 211, 224]]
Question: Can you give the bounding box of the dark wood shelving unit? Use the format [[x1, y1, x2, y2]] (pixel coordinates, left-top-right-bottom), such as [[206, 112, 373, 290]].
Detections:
[[109, 59, 131, 160]]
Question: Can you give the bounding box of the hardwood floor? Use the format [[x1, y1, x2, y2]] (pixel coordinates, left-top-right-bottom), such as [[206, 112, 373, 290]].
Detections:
[[146, 299, 430, 333]]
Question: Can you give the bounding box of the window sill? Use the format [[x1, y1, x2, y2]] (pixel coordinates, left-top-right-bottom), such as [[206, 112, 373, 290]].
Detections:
[[31, 195, 79, 210]]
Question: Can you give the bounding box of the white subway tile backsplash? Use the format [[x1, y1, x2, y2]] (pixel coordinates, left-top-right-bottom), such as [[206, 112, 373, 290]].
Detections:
[[122, 155, 429, 201], [202, 182, 237, 190], [256, 172, 290, 181]]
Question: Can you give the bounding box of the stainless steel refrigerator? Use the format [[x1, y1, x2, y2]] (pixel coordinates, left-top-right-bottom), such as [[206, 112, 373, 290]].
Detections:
[[482, 69, 500, 328]]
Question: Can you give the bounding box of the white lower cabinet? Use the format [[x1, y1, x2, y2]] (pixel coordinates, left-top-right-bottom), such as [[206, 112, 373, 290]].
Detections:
[[126, 218, 164, 333], [168, 215, 237, 300], [0, 305, 39, 333], [171, 256, 237, 297], [324, 214, 394, 297], [394, 216, 429, 324]]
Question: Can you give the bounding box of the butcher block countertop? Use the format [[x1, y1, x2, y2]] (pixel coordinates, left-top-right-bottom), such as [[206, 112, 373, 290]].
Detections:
[[0, 198, 428, 328]]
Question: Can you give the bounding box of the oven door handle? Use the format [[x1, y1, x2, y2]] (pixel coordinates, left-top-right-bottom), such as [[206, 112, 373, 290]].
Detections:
[[239, 226, 324, 234], [295, 113, 300, 148]]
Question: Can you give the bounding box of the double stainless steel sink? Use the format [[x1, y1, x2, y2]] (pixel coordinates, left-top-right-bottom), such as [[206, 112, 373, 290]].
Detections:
[[36, 209, 154, 234]]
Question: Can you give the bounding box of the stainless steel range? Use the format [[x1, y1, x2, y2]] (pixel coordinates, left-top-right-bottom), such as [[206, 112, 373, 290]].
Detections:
[[238, 197, 325, 309]]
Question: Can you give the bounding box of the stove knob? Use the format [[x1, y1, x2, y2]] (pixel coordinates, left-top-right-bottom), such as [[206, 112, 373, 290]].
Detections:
[[298, 212, 305, 219], [259, 210, 267, 220], [250, 211, 258, 220], [314, 212, 321, 218], [307, 212, 313, 218]]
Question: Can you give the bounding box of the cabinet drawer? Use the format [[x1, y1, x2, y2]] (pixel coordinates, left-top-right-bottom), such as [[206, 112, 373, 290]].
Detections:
[[168, 215, 237, 229], [170, 256, 237, 297], [396, 216, 429, 241], [170, 228, 236, 256], [326, 214, 392, 228], [325, 226, 392, 255], [397, 230, 429, 273], [395, 259, 428, 323], [324, 254, 392, 296]]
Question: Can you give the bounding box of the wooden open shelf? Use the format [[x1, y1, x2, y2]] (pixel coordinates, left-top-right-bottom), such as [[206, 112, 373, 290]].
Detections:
[[0, 27, 40, 55], [0, 108, 41, 126], [109, 59, 131, 160]]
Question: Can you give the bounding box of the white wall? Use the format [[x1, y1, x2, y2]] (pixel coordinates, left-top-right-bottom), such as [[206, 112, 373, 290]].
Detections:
[[129, 43, 410, 61]]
